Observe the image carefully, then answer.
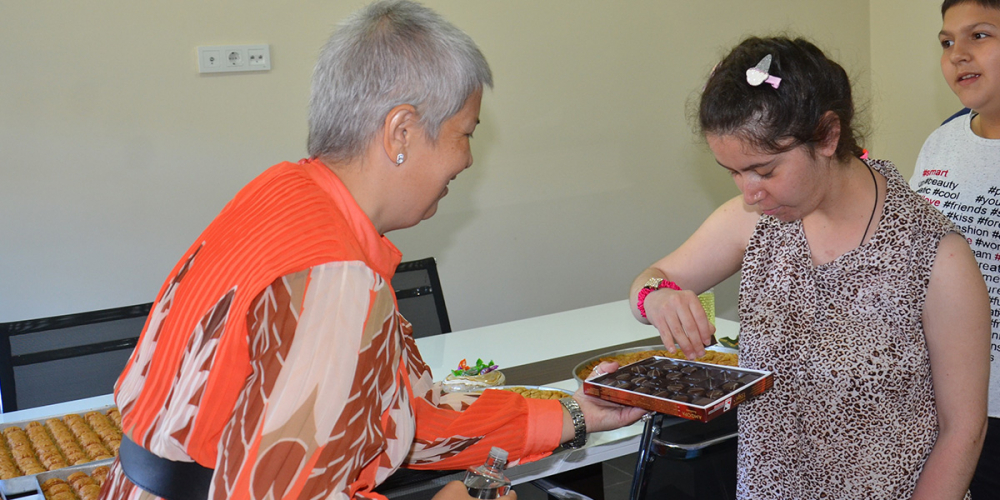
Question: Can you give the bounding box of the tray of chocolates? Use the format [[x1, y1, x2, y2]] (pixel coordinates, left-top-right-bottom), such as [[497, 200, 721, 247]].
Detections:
[[573, 344, 737, 384], [583, 356, 772, 422]]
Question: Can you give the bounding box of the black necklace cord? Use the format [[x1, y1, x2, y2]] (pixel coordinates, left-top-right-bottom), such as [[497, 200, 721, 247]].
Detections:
[[860, 164, 877, 247]]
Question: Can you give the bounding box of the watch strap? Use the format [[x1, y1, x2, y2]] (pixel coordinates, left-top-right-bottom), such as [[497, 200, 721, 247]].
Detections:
[[559, 397, 587, 449]]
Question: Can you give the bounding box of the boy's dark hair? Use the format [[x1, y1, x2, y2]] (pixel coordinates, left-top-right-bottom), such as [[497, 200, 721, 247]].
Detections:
[[699, 37, 863, 162], [942, 0, 1000, 16]]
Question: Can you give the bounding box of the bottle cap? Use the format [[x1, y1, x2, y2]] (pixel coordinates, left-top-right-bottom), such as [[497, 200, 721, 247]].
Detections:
[[489, 446, 508, 461]]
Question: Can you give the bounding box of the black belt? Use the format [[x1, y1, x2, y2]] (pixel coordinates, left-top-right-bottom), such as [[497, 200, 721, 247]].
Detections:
[[119, 435, 215, 500]]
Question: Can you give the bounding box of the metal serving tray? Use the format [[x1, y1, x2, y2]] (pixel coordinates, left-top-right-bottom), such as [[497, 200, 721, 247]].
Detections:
[[0, 404, 119, 499], [1, 460, 113, 500]]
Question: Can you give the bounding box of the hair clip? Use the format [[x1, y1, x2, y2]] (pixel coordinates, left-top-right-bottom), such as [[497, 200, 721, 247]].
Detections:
[[746, 54, 781, 89]]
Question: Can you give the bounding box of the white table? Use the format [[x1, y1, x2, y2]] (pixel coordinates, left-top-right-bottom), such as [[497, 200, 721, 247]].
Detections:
[[414, 299, 738, 485], [415, 299, 737, 390]]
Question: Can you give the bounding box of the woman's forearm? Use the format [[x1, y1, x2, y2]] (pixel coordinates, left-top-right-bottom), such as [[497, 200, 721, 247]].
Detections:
[[910, 420, 986, 499]]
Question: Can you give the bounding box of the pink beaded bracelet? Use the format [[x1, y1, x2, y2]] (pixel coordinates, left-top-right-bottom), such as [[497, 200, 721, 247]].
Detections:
[[637, 279, 681, 318]]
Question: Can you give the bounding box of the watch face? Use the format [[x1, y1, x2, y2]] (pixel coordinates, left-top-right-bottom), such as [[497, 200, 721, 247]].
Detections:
[[644, 277, 664, 289]]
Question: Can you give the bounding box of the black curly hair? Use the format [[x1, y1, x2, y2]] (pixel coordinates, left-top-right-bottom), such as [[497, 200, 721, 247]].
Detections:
[[698, 36, 864, 162]]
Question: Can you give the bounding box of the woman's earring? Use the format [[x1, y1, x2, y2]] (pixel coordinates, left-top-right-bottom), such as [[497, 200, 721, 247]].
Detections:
[[396, 153, 405, 165]]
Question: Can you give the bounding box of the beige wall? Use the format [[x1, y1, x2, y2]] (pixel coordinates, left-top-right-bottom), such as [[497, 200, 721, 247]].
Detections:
[[869, 0, 962, 179], [1, 1, 925, 331]]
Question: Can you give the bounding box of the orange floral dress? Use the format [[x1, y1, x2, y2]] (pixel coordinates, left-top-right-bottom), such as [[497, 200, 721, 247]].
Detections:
[[99, 159, 563, 500]]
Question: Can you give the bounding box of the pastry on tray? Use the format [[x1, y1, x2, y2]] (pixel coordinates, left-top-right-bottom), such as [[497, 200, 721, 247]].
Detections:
[[442, 358, 505, 393], [0, 407, 124, 479]]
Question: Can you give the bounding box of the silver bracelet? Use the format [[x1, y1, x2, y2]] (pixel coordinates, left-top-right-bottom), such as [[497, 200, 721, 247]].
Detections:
[[559, 397, 587, 449]]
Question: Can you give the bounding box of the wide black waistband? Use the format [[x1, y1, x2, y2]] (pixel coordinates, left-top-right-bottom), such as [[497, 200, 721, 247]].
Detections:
[[119, 435, 215, 500]]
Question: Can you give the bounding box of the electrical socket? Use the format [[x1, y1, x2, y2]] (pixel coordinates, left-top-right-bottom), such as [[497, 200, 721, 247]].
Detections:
[[198, 44, 270, 74], [225, 47, 246, 67]]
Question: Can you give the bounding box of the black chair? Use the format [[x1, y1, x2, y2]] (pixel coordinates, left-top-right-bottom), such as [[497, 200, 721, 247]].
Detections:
[[0, 302, 153, 413], [394, 258, 452, 338]]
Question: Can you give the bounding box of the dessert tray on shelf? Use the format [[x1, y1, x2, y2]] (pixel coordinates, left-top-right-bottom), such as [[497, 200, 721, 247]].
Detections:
[[0, 405, 121, 500]]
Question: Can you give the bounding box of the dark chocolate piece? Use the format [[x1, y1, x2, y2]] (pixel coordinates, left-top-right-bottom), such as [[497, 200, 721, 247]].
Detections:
[[669, 393, 691, 403], [721, 381, 741, 392], [665, 382, 685, 393], [653, 360, 679, 371]]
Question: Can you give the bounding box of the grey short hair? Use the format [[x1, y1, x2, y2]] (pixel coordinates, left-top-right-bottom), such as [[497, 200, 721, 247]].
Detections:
[[308, 0, 493, 162]]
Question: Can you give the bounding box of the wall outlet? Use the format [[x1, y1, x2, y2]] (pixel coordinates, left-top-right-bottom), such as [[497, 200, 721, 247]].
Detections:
[[198, 45, 270, 74]]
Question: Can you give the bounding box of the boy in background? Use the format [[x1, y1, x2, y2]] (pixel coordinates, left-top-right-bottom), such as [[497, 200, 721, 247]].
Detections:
[[910, 0, 1000, 496]]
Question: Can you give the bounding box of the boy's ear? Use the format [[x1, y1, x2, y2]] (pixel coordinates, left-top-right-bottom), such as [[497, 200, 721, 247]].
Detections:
[[382, 104, 418, 165]]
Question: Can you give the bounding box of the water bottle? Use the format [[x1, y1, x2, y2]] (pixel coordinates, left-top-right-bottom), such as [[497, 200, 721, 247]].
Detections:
[[463, 446, 511, 499]]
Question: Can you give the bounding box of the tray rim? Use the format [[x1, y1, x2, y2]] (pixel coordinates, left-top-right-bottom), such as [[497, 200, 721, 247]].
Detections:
[[0, 405, 117, 433]]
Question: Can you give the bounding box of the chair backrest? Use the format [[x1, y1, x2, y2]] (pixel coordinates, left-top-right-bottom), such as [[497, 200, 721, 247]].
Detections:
[[0, 302, 152, 413], [393, 258, 452, 338]]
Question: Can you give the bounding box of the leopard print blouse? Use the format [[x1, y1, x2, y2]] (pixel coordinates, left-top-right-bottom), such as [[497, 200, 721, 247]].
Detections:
[[736, 159, 969, 499]]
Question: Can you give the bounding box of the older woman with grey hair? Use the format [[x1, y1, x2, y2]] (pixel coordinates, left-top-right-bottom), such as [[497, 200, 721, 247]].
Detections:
[[101, 2, 643, 500]]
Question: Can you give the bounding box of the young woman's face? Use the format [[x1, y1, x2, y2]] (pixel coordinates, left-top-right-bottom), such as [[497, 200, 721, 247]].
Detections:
[[706, 134, 828, 222], [940, 2, 1000, 117]]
